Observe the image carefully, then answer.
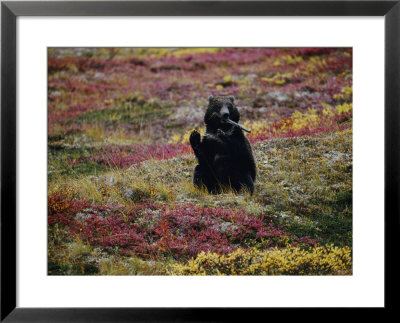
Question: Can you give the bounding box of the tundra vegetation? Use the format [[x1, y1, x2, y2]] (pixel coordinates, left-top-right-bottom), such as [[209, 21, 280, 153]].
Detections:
[[48, 48, 352, 275]]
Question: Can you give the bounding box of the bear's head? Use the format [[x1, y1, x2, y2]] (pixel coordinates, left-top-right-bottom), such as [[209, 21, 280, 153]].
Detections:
[[204, 95, 240, 133]]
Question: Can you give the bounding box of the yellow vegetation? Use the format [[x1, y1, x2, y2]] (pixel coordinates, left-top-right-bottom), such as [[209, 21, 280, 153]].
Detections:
[[170, 245, 352, 275]]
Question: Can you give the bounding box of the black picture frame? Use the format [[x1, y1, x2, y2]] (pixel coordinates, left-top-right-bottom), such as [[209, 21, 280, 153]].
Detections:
[[1, 1, 399, 321]]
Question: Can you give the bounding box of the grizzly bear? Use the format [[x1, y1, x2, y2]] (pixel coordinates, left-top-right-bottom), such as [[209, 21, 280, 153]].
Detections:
[[190, 95, 256, 194]]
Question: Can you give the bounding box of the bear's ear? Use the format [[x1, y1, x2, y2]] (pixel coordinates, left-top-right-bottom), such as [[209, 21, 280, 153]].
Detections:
[[208, 95, 214, 102], [228, 95, 235, 103]]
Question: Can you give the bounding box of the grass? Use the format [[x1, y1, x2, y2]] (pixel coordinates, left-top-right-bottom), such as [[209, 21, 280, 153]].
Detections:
[[76, 99, 173, 130], [49, 129, 352, 274]]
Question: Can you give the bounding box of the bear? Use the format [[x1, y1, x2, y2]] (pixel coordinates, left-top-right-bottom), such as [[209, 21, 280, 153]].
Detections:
[[189, 95, 257, 194]]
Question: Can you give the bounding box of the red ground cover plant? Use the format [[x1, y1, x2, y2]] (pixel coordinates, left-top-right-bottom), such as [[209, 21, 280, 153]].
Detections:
[[89, 143, 190, 168], [48, 48, 352, 138], [48, 195, 318, 260]]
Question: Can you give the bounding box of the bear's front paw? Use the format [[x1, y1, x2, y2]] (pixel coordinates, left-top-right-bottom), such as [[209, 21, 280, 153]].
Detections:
[[190, 130, 201, 148], [217, 129, 228, 140]]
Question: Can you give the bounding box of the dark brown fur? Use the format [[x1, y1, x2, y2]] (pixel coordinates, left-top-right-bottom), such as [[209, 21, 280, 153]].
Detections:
[[190, 96, 256, 194]]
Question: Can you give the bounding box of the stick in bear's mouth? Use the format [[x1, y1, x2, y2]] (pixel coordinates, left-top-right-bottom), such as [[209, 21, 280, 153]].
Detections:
[[223, 118, 251, 133]]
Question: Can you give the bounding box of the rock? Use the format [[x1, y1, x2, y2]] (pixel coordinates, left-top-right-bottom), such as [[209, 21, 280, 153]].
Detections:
[[122, 187, 135, 200], [169, 106, 203, 122], [247, 73, 258, 79], [94, 72, 105, 79], [258, 107, 268, 113], [108, 176, 115, 185], [267, 91, 290, 102], [74, 212, 91, 221], [279, 213, 290, 219], [213, 222, 238, 233]]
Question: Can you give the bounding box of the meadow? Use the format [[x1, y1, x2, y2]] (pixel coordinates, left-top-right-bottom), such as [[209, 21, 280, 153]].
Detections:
[[48, 47, 352, 275]]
